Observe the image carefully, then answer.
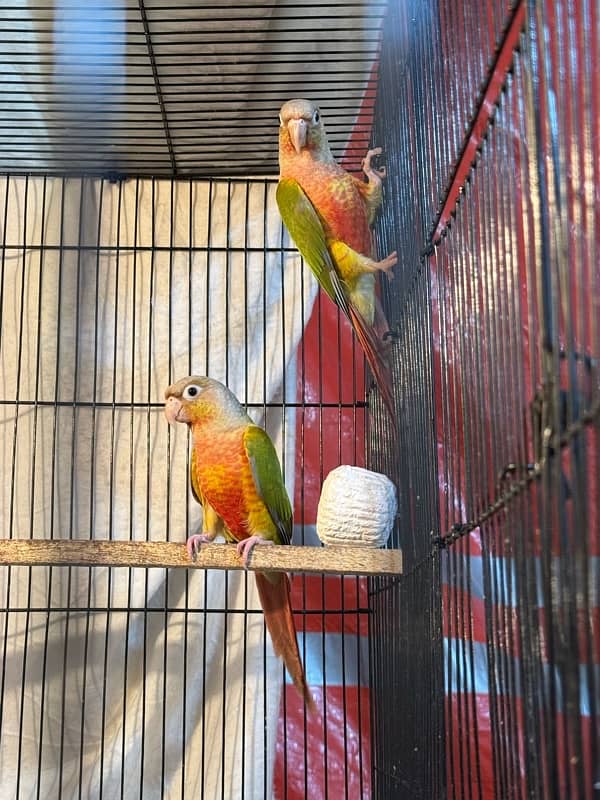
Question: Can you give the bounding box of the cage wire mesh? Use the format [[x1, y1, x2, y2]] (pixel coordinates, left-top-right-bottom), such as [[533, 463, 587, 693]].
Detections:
[[0, 0, 385, 177], [0, 0, 599, 799], [0, 173, 372, 798], [369, 0, 599, 798]]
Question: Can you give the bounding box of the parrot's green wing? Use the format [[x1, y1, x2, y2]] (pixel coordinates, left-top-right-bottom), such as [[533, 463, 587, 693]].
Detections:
[[243, 425, 292, 546], [276, 177, 352, 318]]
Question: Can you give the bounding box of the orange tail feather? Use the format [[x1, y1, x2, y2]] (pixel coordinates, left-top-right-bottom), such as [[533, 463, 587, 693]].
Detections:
[[255, 572, 315, 712], [348, 305, 398, 434]]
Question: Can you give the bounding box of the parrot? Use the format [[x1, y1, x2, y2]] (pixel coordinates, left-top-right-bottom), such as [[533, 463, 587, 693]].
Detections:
[[277, 98, 398, 423], [164, 375, 314, 710]]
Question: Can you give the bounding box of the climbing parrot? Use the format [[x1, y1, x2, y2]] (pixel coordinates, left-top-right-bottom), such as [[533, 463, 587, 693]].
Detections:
[[277, 98, 397, 422], [164, 375, 313, 710]]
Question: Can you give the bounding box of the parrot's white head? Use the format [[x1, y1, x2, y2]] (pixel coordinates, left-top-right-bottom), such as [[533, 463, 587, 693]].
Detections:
[[279, 98, 332, 161], [164, 376, 247, 427]]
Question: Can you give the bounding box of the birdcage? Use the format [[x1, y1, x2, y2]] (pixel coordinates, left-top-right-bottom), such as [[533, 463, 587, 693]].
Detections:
[[0, 1, 597, 798]]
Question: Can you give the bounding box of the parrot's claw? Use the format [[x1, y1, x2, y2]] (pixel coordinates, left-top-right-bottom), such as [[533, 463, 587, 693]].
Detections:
[[236, 535, 274, 566], [376, 251, 398, 281], [362, 147, 387, 180], [186, 533, 213, 561]]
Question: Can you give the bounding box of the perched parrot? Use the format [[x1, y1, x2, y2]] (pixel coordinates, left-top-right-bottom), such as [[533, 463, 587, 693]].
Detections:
[[164, 375, 313, 710], [277, 98, 397, 422]]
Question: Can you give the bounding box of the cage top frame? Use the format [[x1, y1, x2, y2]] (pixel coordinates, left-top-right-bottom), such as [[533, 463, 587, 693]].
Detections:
[[0, 0, 386, 179]]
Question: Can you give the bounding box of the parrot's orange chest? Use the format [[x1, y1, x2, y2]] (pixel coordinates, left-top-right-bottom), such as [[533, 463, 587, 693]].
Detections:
[[191, 424, 256, 539], [287, 159, 372, 255]]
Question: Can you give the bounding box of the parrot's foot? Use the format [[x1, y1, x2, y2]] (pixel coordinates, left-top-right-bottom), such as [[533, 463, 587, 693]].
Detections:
[[375, 251, 398, 281], [236, 535, 274, 566], [186, 533, 213, 561], [362, 147, 387, 180]]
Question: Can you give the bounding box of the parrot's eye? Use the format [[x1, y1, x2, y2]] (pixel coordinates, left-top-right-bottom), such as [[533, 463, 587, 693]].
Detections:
[[183, 384, 202, 400], [313, 110, 320, 124]]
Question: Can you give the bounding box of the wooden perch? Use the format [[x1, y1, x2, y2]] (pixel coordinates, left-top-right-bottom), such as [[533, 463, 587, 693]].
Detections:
[[0, 539, 402, 576]]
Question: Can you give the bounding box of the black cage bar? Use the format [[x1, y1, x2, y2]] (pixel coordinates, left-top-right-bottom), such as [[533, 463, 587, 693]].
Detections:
[[369, 1, 598, 798]]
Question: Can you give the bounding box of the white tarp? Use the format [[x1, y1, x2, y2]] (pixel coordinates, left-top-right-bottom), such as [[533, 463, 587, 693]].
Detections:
[[0, 174, 317, 799]]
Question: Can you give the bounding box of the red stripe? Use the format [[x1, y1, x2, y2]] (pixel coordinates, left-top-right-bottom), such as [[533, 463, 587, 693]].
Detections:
[[442, 585, 600, 664], [537, 606, 600, 666], [446, 692, 497, 799], [274, 686, 371, 800], [293, 300, 366, 525], [433, 2, 527, 242], [442, 585, 490, 646], [447, 695, 598, 797], [341, 58, 380, 175]]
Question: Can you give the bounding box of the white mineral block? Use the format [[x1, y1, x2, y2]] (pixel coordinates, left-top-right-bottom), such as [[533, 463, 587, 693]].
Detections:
[[316, 465, 397, 547]]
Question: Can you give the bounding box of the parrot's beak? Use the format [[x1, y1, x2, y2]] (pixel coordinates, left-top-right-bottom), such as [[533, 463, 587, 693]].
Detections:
[[287, 118, 307, 154], [164, 394, 184, 425]]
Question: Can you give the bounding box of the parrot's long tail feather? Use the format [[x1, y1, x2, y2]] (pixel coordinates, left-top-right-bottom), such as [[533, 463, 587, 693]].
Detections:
[[348, 305, 398, 434], [255, 571, 315, 712]]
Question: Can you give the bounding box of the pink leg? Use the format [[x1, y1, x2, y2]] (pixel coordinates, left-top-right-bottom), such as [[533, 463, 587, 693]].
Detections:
[[375, 251, 398, 281], [360, 249, 398, 281], [236, 535, 274, 566], [186, 533, 214, 561]]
